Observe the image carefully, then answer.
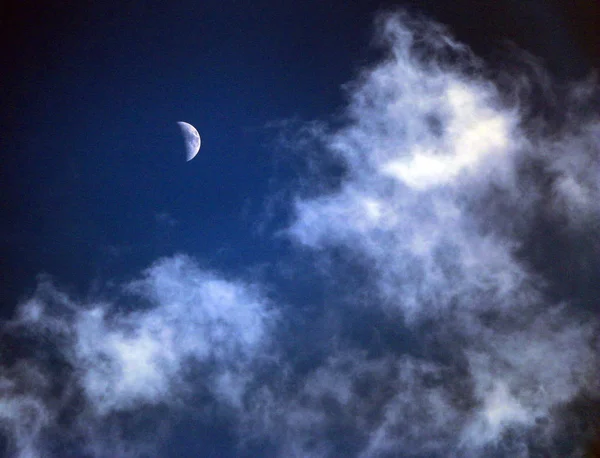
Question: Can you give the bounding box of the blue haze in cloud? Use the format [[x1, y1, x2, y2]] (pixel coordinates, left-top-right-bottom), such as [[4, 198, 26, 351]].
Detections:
[[1, 3, 600, 458]]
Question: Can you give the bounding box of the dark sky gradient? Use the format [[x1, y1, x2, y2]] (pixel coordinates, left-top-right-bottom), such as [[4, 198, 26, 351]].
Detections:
[[2, 1, 375, 308], [2, 0, 596, 309], [1, 1, 599, 457]]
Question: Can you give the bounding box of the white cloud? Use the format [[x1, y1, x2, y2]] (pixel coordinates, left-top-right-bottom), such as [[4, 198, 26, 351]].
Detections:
[[0, 255, 276, 456], [284, 10, 600, 457], [0, 369, 51, 458]]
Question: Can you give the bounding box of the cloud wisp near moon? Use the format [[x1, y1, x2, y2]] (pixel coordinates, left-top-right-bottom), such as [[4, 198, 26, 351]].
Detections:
[[1, 12, 599, 458]]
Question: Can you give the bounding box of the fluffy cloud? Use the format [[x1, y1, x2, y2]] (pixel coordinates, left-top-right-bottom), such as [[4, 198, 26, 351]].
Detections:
[[283, 10, 599, 457], [0, 255, 277, 456]]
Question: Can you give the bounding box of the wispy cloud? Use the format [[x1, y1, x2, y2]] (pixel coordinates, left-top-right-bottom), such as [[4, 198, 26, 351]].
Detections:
[[1, 255, 277, 456], [154, 212, 178, 227], [283, 10, 600, 456]]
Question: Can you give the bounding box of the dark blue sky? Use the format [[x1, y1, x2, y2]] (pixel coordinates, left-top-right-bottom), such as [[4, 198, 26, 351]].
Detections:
[[2, 0, 594, 309], [3, 1, 377, 307], [1, 1, 599, 457]]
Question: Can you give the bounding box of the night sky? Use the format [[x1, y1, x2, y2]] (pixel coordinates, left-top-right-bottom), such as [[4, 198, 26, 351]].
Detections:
[[1, 1, 599, 457]]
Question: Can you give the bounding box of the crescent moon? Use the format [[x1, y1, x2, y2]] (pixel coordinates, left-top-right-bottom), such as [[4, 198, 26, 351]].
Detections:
[[177, 121, 201, 161]]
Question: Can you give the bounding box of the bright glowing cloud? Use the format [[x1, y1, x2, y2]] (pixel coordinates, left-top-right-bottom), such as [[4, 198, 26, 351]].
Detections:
[[284, 10, 599, 456]]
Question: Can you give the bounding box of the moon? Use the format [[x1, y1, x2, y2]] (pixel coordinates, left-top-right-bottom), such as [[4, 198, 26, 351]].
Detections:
[[177, 121, 201, 161]]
